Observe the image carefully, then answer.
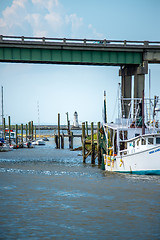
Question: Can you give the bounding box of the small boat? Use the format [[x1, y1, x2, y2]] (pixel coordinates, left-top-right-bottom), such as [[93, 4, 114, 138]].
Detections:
[[42, 137, 49, 141], [35, 139, 46, 145], [23, 141, 34, 148], [0, 138, 12, 152], [103, 93, 160, 175]]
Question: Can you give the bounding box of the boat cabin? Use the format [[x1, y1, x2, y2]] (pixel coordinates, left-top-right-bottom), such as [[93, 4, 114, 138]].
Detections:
[[120, 134, 160, 156]]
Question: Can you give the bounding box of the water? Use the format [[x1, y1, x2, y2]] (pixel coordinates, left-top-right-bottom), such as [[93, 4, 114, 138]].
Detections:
[[0, 136, 160, 239]]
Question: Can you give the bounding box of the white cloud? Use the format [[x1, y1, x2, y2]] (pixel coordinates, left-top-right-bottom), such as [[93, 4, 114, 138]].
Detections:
[[0, 0, 103, 39], [65, 13, 83, 38], [88, 24, 104, 39], [45, 12, 63, 32], [32, 0, 59, 12], [0, 0, 28, 35]]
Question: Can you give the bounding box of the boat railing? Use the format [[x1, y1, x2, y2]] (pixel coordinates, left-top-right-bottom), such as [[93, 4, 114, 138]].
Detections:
[[119, 97, 160, 129]]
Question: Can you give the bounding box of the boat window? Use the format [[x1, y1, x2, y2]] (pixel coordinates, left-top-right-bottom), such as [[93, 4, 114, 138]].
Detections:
[[135, 133, 140, 137], [11, 132, 14, 137], [141, 138, 146, 145], [148, 138, 154, 144], [137, 140, 140, 146], [156, 137, 160, 144], [133, 141, 135, 147]]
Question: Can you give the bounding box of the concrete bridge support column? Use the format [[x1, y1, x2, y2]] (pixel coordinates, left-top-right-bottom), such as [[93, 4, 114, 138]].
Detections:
[[119, 62, 148, 120], [119, 66, 136, 119], [134, 74, 145, 99], [121, 74, 132, 118], [133, 62, 148, 119]]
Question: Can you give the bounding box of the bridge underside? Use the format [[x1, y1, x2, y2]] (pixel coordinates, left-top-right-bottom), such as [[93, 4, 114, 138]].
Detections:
[[1, 36, 160, 120], [0, 47, 142, 66]]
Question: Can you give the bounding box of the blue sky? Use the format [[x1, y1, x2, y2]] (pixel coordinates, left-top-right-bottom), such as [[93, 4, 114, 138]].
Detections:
[[0, 0, 160, 125]]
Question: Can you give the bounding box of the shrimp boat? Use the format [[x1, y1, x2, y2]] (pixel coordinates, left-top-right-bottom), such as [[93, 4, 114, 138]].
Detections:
[[103, 93, 160, 175]]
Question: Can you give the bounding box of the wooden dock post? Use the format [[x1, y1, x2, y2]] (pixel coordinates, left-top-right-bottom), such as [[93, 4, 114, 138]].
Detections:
[[68, 120, 71, 135], [61, 132, 64, 149], [66, 112, 70, 135], [55, 134, 58, 148], [25, 124, 28, 142], [97, 122, 102, 165], [71, 132, 73, 149], [16, 124, 18, 146], [21, 124, 23, 145], [34, 126, 36, 140], [91, 122, 95, 164], [58, 113, 60, 149], [8, 116, 11, 144], [3, 118, 5, 140], [86, 121, 89, 137], [28, 121, 31, 138], [31, 121, 33, 140], [82, 122, 86, 163], [69, 132, 73, 149]]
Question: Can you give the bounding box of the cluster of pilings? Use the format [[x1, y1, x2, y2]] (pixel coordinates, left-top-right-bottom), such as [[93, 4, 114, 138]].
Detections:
[[81, 121, 106, 165], [54, 113, 74, 149], [54, 114, 106, 166], [1, 116, 36, 147]]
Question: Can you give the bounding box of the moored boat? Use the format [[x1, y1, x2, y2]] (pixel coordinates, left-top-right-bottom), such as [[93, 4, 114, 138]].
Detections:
[[32, 139, 46, 146], [103, 94, 160, 175]]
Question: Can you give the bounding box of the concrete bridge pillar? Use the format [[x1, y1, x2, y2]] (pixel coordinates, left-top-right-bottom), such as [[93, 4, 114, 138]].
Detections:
[[121, 74, 132, 118], [119, 66, 136, 118], [134, 74, 145, 99], [119, 62, 148, 119]]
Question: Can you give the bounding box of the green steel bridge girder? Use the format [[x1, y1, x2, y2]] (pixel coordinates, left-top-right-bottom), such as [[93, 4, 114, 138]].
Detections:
[[0, 47, 143, 66]]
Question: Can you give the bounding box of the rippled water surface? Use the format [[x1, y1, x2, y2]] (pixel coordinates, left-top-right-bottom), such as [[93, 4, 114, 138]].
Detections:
[[0, 137, 160, 239]]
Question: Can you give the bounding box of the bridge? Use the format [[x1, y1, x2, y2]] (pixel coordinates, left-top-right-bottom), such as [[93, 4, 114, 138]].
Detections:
[[0, 35, 160, 65], [0, 35, 160, 117]]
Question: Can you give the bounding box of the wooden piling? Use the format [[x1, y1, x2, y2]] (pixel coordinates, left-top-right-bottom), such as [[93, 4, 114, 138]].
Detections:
[[85, 121, 89, 137], [58, 113, 60, 149], [21, 124, 23, 144], [8, 116, 11, 144], [31, 121, 33, 140], [66, 112, 70, 135], [34, 126, 36, 140], [26, 124, 28, 142], [3, 118, 5, 139], [69, 132, 73, 149], [82, 122, 86, 163], [16, 124, 18, 146], [55, 135, 58, 148], [97, 122, 102, 165], [61, 132, 64, 149], [28, 121, 31, 138], [91, 122, 95, 164]]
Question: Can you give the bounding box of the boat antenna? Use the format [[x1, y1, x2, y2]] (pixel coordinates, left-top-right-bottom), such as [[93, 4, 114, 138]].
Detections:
[[1, 86, 4, 132], [149, 69, 151, 123], [118, 82, 121, 119], [142, 89, 145, 135], [37, 101, 40, 139], [104, 90, 107, 123]]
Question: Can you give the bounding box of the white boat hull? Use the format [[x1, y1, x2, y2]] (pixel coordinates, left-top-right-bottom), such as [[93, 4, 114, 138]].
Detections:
[[105, 145, 160, 175]]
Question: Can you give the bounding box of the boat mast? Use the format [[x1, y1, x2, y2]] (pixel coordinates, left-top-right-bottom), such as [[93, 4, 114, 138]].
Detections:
[[1, 86, 4, 131], [142, 90, 145, 135], [149, 69, 151, 124], [118, 83, 121, 120], [104, 90, 107, 123], [37, 101, 40, 139]]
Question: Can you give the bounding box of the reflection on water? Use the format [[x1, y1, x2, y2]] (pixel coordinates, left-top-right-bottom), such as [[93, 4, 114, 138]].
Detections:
[[0, 136, 160, 239]]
